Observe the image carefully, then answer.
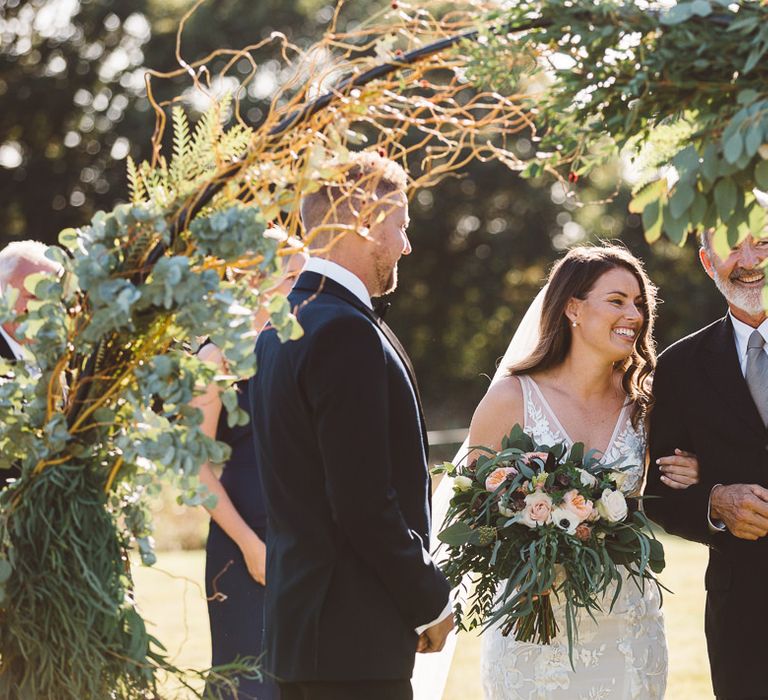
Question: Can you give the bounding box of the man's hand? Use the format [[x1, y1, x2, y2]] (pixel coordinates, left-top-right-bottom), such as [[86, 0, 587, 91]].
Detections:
[[710, 484, 768, 540], [416, 614, 454, 653]]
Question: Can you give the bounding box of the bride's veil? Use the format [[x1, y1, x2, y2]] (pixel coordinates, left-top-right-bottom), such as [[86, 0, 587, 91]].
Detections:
[[411, 284, 548, 698]]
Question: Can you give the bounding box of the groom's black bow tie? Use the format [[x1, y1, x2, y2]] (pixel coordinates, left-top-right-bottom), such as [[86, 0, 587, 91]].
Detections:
[[372, 299, 391, 320]]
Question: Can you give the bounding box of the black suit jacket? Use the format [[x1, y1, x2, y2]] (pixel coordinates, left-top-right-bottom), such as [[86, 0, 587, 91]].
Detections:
[[0, 331, 20, 488], [646, 315, 768, 698], [249, 271, 450, 683]]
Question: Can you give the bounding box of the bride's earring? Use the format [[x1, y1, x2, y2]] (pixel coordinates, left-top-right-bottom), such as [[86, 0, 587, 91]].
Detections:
[[572, 320, 578, 327]]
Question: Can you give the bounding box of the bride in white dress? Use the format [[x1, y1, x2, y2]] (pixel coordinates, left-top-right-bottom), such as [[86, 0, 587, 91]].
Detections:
[[465, 245, 700, 700]]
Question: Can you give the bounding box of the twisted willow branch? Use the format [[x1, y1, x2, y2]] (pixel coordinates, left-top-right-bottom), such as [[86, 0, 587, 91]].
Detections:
[[66, 11, 549, 431]]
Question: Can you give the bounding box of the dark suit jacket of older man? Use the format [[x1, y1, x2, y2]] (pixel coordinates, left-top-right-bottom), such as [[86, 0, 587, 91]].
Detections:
[[645, 315, 768, 699]]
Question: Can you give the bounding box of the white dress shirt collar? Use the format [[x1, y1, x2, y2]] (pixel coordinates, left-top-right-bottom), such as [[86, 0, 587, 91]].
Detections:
[[729, 311, 768, 375], [302, 257, 372, 309], [0, 324, 24, 361]]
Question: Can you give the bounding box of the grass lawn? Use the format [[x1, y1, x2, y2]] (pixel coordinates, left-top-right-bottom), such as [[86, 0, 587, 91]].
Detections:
[[133, 532, 713, 699]]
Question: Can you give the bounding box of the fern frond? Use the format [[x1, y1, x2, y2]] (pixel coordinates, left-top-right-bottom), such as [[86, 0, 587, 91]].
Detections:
[[219, 123, 253, 161], [126, 156, 146, 203], [170, 107, 192, 185]]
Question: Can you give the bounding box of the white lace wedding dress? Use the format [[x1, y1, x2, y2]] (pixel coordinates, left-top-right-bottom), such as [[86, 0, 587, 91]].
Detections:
[[480, 375, 668, 700]]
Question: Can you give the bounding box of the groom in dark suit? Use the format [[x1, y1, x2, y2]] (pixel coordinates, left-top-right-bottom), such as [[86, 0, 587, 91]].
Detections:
[[646, 213, 768, 699], [250, 152, 452, 700]]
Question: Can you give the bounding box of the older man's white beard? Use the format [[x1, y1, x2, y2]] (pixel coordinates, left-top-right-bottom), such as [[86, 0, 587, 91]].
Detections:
[[712, 273, 766, 315]]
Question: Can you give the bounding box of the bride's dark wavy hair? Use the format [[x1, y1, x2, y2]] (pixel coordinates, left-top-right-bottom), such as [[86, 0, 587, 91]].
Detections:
[[507, 244, 658, 426]]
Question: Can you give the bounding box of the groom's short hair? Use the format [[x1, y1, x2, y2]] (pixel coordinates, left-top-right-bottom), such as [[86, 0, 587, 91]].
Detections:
[[300, 152, 408, 250]]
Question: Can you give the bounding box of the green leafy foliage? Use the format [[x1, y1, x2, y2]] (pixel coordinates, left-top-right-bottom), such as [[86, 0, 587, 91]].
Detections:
[[0, 103, 299, 698], [436, 426, 664, 663], [473, 0, 768, 252]]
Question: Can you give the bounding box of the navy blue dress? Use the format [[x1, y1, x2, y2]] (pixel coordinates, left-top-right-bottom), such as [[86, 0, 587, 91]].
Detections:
[[204, 378, 277, 699]]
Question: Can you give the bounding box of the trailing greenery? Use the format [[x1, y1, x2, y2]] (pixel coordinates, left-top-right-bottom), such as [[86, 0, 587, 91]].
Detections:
[[0, 102, 298, 699], [434, 425, 664, 664]]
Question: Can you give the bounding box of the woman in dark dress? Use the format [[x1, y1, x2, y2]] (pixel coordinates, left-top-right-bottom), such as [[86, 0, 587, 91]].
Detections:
[[193, 252, 305, 699]]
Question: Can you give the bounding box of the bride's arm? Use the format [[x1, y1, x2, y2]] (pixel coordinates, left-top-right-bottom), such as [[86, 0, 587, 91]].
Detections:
[[467, 375, 525, 461]]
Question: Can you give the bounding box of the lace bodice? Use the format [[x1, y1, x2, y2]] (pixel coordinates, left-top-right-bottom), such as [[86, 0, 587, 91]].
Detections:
[[480, 375, 666, 700], [520, 375, 646, 497]]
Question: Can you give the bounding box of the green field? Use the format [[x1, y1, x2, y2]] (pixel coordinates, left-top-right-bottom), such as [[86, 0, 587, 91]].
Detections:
[[133, 532, 713, 699]]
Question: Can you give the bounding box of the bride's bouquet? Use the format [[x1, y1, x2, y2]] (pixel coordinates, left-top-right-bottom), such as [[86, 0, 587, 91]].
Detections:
[[433, 424, 665, 658]]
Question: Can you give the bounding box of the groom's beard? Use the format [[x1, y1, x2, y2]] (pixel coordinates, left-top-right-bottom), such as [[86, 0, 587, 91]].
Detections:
[[713, 266, 766, 315], [374, 257, 399, 296]]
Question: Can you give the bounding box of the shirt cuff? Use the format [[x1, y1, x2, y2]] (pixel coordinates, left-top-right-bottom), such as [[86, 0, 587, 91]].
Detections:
[[415, 599, 453, 636], [708, 484, 727, 533]]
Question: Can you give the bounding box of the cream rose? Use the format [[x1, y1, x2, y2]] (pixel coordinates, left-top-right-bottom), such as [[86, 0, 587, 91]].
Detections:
[[562, 489, 594, 522], [453, 475, 473, 492], [596, 488, 628, 523], [485, 466, 517, 493], [518, 491, 553, 528]]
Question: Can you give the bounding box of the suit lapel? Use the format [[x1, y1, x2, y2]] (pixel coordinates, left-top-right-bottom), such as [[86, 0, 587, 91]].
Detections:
[[293, 272, 430, 455], [701, 315, 766, 438], [0, 331, 15, 361]]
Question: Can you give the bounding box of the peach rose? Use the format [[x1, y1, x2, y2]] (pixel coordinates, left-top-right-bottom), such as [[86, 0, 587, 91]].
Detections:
[[518, 491, 553, 528], [562, 489, 594, 522], [485, 466, 517, 493]]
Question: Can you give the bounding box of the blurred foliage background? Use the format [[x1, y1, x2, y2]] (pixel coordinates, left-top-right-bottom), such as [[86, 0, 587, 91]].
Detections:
[[1, 0, 726, 482]]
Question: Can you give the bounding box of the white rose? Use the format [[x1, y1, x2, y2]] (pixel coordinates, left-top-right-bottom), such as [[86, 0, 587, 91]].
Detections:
[[596, 488, 628, 523], [551, 507, 580, 535], [609, 470, 628, 492], [453, 475, 473, 492], [577, 468, 598, 488], [759, 143, 768, 160]]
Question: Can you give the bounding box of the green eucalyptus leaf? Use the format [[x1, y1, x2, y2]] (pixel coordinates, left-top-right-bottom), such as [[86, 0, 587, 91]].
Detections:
[[629, 179, 665, 214], [668, 183, 695, 219], [690, 192, 708, 228], [642, 199, 664, 243], [723, 131, 743, 164], [701, 143, 719, 184], [714, 178, 738, 222], [755, 160, 768, 190], [664, 212, 689, 246]]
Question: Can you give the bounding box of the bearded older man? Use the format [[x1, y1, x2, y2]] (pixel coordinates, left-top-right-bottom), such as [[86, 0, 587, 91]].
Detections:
[[645, 192, 768, 700]]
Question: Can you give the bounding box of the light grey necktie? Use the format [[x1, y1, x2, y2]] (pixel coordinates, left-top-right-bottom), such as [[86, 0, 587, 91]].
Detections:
[[746, 329, 768, 426]]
